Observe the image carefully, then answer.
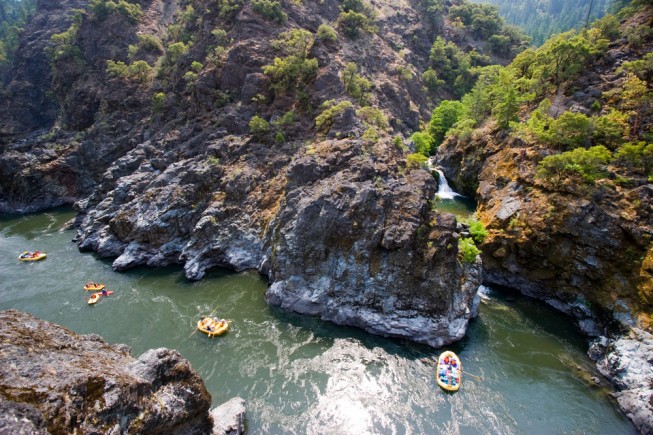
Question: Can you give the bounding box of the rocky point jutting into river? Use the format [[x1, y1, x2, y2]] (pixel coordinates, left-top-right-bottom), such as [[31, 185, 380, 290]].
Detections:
[[0, 309, 245, 434]]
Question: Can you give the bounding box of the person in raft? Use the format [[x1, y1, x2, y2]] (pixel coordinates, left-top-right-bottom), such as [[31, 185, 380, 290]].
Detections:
[[101, 289, 108, 296]]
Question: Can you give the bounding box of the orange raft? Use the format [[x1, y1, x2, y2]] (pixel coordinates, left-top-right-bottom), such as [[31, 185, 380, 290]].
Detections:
[[84, 282, 106, 291], [18, 251, 47, 262], [197, 317, 229, 337]]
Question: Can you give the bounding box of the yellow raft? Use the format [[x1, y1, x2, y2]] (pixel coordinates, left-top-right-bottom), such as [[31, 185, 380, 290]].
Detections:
[[436, 350, 462, 392], [84, 282, 106, 291], [18, 251, 47, 262], [197, 317, 229, 337]]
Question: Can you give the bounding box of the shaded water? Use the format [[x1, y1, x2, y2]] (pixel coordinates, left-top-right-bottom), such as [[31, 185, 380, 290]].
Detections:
[[0, 209, 635, 434]]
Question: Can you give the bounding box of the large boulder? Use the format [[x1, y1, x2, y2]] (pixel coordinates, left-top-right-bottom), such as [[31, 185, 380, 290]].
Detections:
[[0, 309, 214, 434]]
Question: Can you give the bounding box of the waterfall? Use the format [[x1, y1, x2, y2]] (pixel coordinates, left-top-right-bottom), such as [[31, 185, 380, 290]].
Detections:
[[435, 169, 460, 199], [427, 157, 462, 199]]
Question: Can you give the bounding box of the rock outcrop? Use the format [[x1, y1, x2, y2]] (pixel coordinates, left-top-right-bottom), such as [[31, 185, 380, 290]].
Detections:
[[0, 309, 241, 434], [591, 329, 653, 434]]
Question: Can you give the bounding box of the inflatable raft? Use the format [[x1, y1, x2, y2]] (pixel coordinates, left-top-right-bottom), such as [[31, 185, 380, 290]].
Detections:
[[436, 350, 462, 392], [197, 317, 229, 337], [84, 282, 106, 291], [18, 251, 47, 262]]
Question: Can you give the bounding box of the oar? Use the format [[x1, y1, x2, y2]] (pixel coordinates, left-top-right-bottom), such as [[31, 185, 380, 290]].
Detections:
[[462, 371, 482, 381]]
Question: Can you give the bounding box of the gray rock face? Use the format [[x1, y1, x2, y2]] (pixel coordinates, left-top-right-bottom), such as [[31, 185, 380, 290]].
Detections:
[[264, 141, 482, 346], [0, 309, 213, 434], [594, 329, 653, 434], [210, 397, 246, 435]]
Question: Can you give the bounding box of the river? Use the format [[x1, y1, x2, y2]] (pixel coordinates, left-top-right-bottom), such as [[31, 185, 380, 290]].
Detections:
[[0, 208, 635, 434]]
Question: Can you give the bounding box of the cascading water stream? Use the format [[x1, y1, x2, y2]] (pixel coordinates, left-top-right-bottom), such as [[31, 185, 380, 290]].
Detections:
[[435, 169, 460, 199], [427, 157, 462, 199]]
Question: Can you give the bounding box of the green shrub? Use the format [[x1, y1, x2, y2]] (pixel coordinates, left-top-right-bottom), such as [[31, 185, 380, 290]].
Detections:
[[249, 115, 270, 138], [315, 100, 353, 133], [216, 0, 244, 19], [252, 0, 286, 24], [458, 237, 480, 263], [422, 68, 443, 92], [362, 127, 379, 144], [48, 19, 83, 62], [548, 111, 593, 150], [342, 62, 371, 105], [337, 11, 376, 38], [183, 70, 198, 87], [165, 42, 189, 65], [89, 0, 143, 24], [406, 153, 428, 169], [106, 60, 130, 79], [410, 132, 433, 156], [274, 131, 286, 144], [615, 141, 653, 174], [106, 60, 152, 83], [467, 219, 487, 244], [316, 24, 337, 42], [263, 29, 317, 95], [211, 28, 229, 46], [536, 145, 612, 186], [152, 92, 166, 114], [356, 106, 387, 129], [137, 34, 163, 53]]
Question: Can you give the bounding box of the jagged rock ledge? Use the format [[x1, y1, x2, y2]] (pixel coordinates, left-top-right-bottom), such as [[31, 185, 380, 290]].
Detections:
[[589, 329, 653, 434], [0, 309, 245, 435]]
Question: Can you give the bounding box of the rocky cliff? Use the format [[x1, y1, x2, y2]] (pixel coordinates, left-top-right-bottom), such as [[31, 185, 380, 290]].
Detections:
[[0, 0, 514, 345], [435, 4, 653, 432], [0, 309, 244, 434]]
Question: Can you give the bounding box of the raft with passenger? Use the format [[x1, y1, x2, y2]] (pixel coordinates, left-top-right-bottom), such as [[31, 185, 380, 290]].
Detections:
[[197, 317, 229, 337], [87, 289, 113, 305], [436, 350, 462, 392], [83, 282, 106, 291], [18, 251, 47, 262], [87, 293, 101, 305]]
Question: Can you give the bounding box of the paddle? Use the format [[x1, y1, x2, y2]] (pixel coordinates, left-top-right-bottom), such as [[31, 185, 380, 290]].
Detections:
[[462, 371, 482, 381]]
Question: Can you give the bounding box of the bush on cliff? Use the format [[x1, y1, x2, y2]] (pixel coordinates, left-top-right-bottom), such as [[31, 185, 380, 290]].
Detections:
[[263, 29, 318, 95], [458, 237, 480, 263], [536, 145, 612, 186], [315, 100, 353, 133], [252, 0, 287, 24], [342, 62, 372, 106], [89, 0, 143, 24]]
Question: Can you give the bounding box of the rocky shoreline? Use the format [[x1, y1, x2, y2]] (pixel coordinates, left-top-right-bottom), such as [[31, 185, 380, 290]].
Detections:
[[590, 329, 653, 434], [0, 309, 245, 435]]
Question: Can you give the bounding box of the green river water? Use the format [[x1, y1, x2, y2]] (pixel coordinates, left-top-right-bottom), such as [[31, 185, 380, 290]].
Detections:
[[0, 208, 636, 434]]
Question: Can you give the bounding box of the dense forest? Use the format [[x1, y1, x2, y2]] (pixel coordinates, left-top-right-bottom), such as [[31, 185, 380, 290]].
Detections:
[[471, 0, 615, 45], [0, 0, 36, 68]]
